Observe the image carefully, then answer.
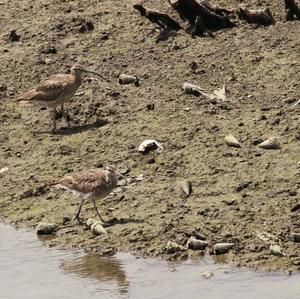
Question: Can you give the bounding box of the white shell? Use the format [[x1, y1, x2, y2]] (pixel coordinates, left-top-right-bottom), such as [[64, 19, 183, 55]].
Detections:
[[214, 243, 234, 255], [0, 167, 9, 173], [182, 82, 203, 96], [91, 223, 107, 235], [187, 237, 208, 250], [119, 74, 139, 85], [291, 233, 300, 243], [138, 140, 163, 153], [270, 244, 284, 256], [178, 180, 192, 196], [225, 134, 241, 148], [86, 218, 100, 227], [258, 137, 280, 149]]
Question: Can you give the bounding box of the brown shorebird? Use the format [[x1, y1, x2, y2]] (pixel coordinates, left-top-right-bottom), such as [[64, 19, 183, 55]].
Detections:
[[54, 166, 123, 222], [16, 64, 101, 132]]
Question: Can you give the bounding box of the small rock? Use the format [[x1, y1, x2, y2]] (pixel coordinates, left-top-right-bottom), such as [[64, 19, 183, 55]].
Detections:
[[36, 223, 58, 235], [0, 84, 7, 92], [224, 198, 237, 206], [202, 271, 214, 279], [291, 203, 300, 212], [258, 137, 280, 149], [289, 190, 297, 196], [166, 241, 183, 254], [41, 44, 57, 54], [225, 134, 241, 148], [252, 138, 264, 146], [187, 237, 208, 250], [78, 21, 94, 33], [100, 31, 109, 40], [291, 233, 300, 243], [214, 243, 234, 255], [270, 244, 284, 257], [8, 30, 20, 42], [146, 103, 155, 110], [235, 181, 251, 192]]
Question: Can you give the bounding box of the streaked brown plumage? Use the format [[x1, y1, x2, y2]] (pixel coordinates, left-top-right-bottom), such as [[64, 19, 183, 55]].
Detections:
[[16, 64, 100, 132], [55, 166, 121, 222]]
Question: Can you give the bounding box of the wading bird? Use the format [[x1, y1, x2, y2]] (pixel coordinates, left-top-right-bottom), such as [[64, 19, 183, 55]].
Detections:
[[54, 166, 124, 222], [16, 64, 102, 132]]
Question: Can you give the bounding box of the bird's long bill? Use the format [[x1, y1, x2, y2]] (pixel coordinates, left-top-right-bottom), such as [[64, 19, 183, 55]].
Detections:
[[115, 171, 126, 179], [83, 69, 109, 81]]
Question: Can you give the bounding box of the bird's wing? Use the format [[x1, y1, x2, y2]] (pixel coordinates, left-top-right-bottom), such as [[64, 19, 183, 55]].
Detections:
[[57, 169, 107, 194], [36, 75, 70, 92]]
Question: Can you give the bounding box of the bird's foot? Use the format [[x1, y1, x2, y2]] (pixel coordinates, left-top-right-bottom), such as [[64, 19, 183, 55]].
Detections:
[[74, 216, 84, 224], [51, 128, 58, 134]]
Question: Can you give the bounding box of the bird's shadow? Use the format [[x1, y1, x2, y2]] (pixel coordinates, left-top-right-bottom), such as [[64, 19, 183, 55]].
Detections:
[[32, 119, 108, 136], [102, 217, 144, 228]]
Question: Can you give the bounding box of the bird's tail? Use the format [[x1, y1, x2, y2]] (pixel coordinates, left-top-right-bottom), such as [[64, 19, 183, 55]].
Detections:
[[15, 89, 38, 103], [53, 183, 69, 190]]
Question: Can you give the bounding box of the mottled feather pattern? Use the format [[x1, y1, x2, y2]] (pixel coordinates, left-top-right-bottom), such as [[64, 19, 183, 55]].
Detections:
[[56, 169, 117, 197], [16, 73, 81, 107]]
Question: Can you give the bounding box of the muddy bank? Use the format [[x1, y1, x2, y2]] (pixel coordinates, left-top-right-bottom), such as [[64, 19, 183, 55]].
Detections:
[[0, 0, 299, 272]]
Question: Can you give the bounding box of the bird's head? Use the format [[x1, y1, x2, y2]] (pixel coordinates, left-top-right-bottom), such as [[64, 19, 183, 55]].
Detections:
[[105, 165, 126, 179], [105, 165, 116, 173]]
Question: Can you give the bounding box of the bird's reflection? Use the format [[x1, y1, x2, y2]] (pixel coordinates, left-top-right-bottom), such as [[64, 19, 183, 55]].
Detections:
[[62, 254, 129, 296]]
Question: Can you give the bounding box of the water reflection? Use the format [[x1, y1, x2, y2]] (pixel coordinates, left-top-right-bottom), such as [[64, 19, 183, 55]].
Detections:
[[1, 221, 300, 299], [62, 254, 129, 296]]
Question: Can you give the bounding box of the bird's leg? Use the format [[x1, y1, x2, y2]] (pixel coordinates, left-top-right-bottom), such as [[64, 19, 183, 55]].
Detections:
[[74, 198, 86, 222], [61, 104, 71, 128], [52, 108, 58, 133], [93, 199, 105, 223]]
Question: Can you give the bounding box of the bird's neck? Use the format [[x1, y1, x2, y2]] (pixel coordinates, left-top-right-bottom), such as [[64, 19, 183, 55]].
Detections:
[[105, 171, 118, 187], [71, 70, 83, 85]]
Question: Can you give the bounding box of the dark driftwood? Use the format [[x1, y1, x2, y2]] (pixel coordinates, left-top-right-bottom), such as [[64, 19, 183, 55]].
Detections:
[[284, 0, 300, 20], [237, 7, 275, 26], [168, 0, 235, 36], [200, 0, 234, 17], [133, 4, 181, 30]]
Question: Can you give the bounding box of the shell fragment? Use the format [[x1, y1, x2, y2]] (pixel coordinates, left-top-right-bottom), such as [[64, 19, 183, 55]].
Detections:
[[258, 137, 280, 149], [0, 167, 9, 173], [270, 244, 284, 257], [166, 241, 183, 254], [214, 243, 234, 255], [178, 180, 192, 196], [225, 134, 241, 148], [119, 74, 139, 86], [91, 222, 107, 235], [187, 237, 208, 250], [138, 140, 163, 154]]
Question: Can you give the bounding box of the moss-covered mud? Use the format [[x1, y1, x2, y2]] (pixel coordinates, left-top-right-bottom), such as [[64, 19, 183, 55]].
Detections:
[[0, 0, 299, 272]]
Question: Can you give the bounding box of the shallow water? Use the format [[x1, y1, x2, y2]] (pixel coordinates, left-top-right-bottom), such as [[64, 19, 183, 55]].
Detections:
[[0, 222, 299, 299]]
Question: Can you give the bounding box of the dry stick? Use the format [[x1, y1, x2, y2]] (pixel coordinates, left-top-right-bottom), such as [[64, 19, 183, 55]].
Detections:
[[284, 0, 300, 20], [168, 0, 235, 37], [236, 7, 276, 26], [200, 0, 234, 16], [133, 4, 181, 30]]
